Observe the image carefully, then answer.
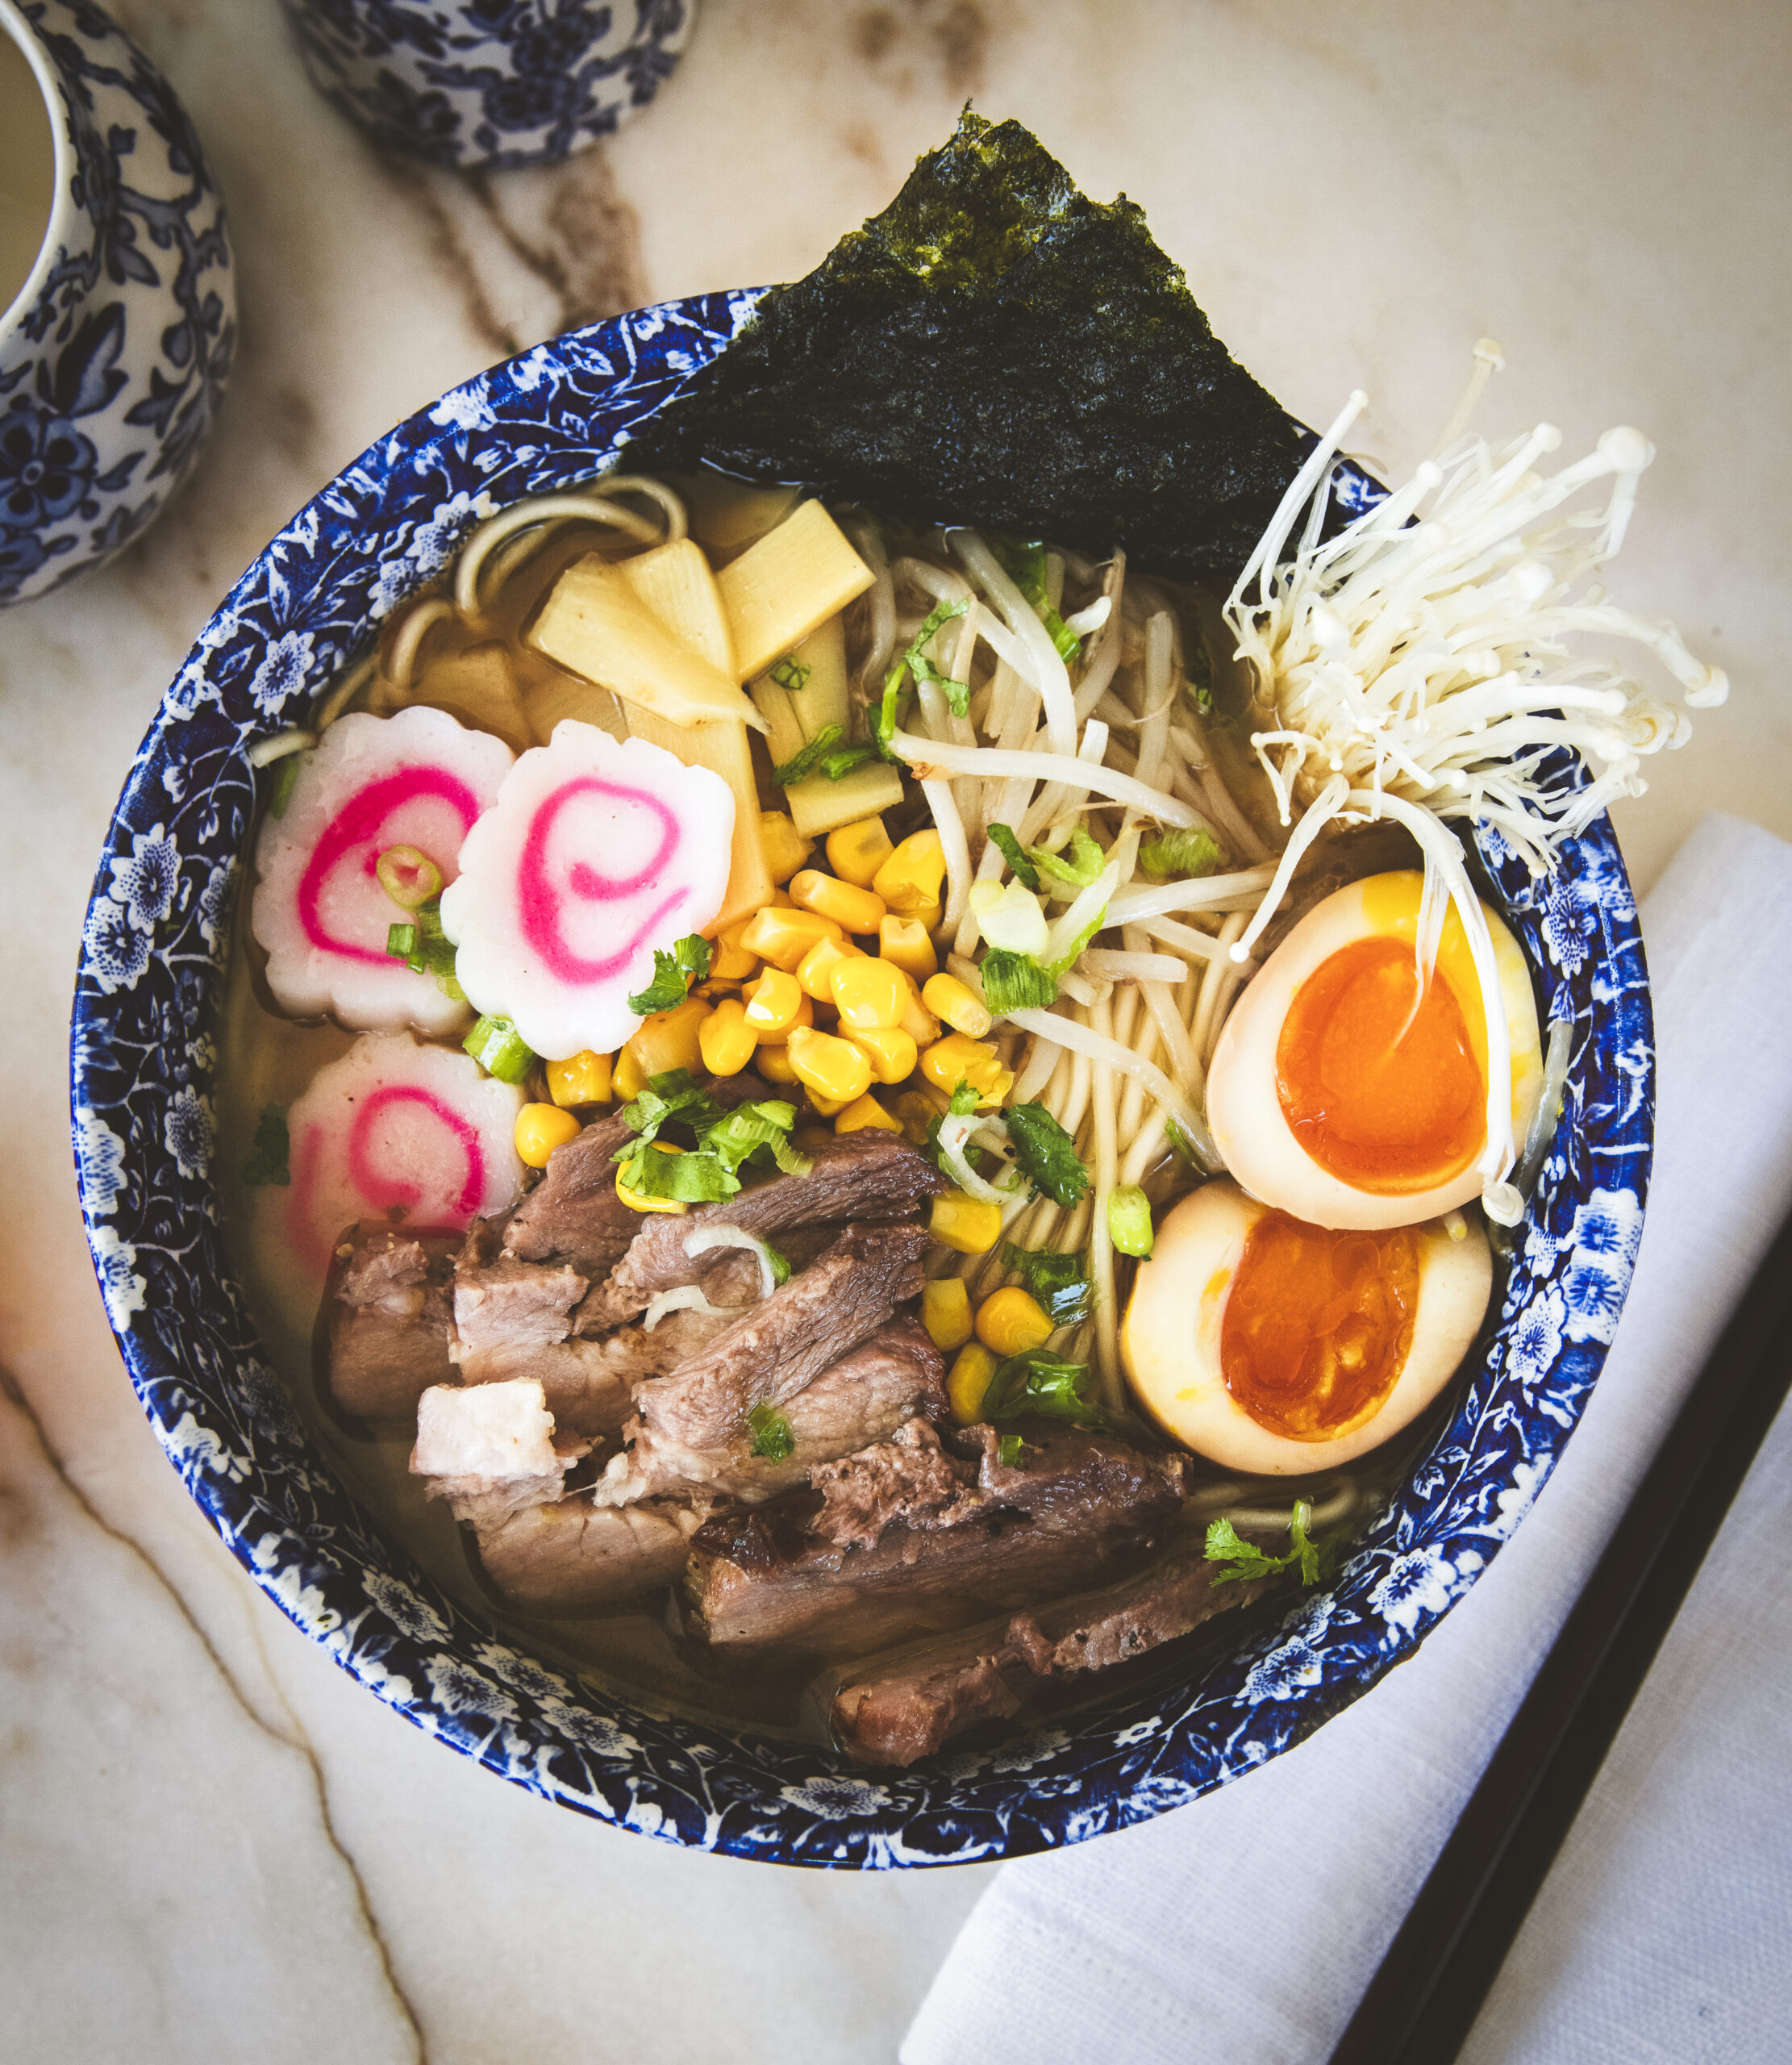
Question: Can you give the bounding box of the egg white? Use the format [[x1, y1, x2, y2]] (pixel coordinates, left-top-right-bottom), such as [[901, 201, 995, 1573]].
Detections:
[[1206, 870, 1543, 1231], [1120, 1179, 1493, 1475]]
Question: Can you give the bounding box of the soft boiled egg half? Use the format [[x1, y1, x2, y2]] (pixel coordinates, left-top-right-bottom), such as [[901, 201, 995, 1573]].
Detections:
[[1121, 1180, 1492, 1475], [1207, 870, 1543, 1231]]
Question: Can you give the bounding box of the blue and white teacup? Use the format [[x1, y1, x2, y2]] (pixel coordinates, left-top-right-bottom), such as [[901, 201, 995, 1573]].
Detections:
[[0, 0, 235, 609], [278, 0, 698, 172]]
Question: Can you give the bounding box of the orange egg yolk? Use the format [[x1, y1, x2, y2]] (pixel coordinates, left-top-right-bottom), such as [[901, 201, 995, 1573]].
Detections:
[[1220, 1211, 1419, 1440], [1275, 935, 1485, 1192]]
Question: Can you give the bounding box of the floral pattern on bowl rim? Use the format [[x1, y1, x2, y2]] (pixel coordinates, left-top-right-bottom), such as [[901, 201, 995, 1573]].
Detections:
[[70, 290, 1652, 1867], [0, 0, 235, 606]]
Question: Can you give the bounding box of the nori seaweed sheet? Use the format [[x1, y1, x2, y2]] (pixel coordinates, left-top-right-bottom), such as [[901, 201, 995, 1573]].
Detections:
[[631, 113, 1307, 587]]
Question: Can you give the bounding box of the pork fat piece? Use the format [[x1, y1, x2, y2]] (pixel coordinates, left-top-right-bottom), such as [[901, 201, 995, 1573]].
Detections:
[[410, 1378, 571, 1529], [323, 1224, 458, 1421]]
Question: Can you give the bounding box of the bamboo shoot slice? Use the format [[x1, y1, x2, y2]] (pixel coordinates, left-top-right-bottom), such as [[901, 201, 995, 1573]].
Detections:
[[528, 553, 765, 732], [786, 758, 906, 840], [677, 473, 804, 561], [717, 501, 875, 682], [748, 614, 906, 837], [618, 538, 772, 930]]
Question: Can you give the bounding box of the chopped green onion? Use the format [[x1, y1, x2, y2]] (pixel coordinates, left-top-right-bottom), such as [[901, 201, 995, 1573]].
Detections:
[[240, 1103, 290, 1187], [978, 948, 1058, 1014], [748, 1404, 796, 1462], [1028, 826, 1105, 889], [1106, 1184, 1154, 1258], [875, 597, 970, 759], [268, 753, 302, 820], [986, 823, 1039, 891], [772, 724, 846, 786], [988, 533, 1081, 663], [765, 1241, 793, 1288], [769, 653, 812, 693], [385, 921, 418, 961], [464, 1014, 536, 1084], [997, 1434, 1025, 1469], [1184, 633, 1215, 715], [375, 843, 444, 911], [1138, 828, 1221, 881]]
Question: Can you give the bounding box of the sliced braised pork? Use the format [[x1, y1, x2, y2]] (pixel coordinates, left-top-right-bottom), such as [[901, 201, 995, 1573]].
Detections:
[[593, 1318, 946, 1509], [580, 1131, 944, 1329], [473, 1496, 702, 1613], [323, 1224, 459, 1421], [635, 1223, 931, 1450], [684, 1419, 1187, 1657], [829, 1542, 1274, 1766], [500, 1072, 770, 1279]]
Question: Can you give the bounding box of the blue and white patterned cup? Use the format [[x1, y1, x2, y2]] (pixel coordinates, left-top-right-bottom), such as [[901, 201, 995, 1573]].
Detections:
[[0, 0, 235, 608], [278, 0, 698, 172]]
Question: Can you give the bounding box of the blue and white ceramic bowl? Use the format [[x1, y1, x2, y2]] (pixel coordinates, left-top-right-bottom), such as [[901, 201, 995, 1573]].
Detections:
[[278, 0, 698, 171], [71, 293, 1652, 1867], [0, 0, 235, 607]]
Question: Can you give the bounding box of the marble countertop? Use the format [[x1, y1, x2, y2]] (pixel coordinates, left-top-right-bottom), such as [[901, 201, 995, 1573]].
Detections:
[[2, 2, 1785, 2057]]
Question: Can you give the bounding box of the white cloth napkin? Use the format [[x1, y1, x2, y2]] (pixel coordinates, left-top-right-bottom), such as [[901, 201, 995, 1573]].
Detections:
[[903, 811, 1792, 2065]]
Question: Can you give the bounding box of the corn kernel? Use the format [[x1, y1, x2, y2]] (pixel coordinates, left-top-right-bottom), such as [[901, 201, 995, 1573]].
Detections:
[[879, 914, 937, 981], [710, 936, 759, 982], [515, 1101, 581, 1168], [947, 1341, 1000, 1425], [922, 971, 994, 1040], [931, 1190, 1004, 1255], [921, 1032, 1011, 1107], [893, 965, 942, 1046], [844, 1024, 919, 1086], [806, 1086, 855, 1117], [907, 897, 944, 933], [759, 809, 815, 885], [795, 932, 864, 1001], [698, 998, 758, 1077], [789, 868, 886, 935], [873, 828, 947, 916], [740, 903, 844, 971], [826, 816, 894, 889], [624, 995, 711, 1081], [743, 968, 809, 1038], [890, 1088, 944, 1146], [835, 1091, 903, 1135], [828, 954, 908, 1032], [977, 1286, 1056, 1358], [755, 1043, 798, 1085], [922, 1278, 973, 1354], [613, 1045, 648, 1100], [544, 1049, 611, 1107], [615, 1141, 689, 1214], [786, 1024, 873, 1106]]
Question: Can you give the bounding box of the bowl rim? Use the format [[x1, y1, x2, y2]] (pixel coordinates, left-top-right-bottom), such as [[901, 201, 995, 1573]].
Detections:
[[69, 291, 1655, 1867]]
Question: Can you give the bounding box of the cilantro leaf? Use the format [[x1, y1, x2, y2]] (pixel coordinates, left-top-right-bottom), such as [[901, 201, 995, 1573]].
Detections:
[[983, 1350, 1112, 1430], [1002, 1099, 1090, 1207], [948, 1081, 981, 1116], [772, 724, 846, 786], [769, 653, 812, 692], [979, 948, 1058, 1013], [626, 933, 712, 1016], [986, 822, 1039, 891], [748, 1404, 796, 1462], [241, 1104, 290, 1187], [819, 740, 879, 781], [1000, 1241, 1093, 1325], [1205, 1502, 1347, 1588], [1138, 828, 1221, 881]]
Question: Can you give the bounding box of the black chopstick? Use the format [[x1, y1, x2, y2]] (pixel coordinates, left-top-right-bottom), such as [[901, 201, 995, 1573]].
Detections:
[[1326, 1204, 1792, 2065]]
